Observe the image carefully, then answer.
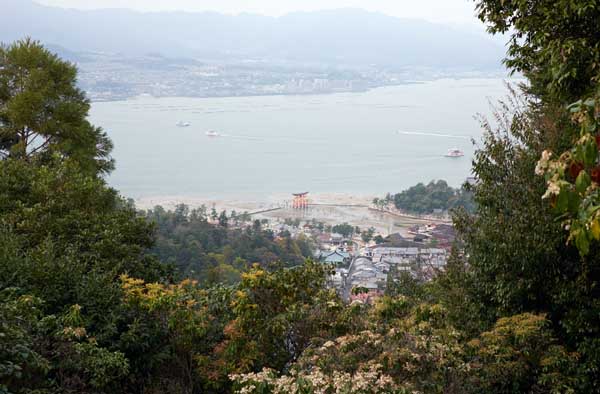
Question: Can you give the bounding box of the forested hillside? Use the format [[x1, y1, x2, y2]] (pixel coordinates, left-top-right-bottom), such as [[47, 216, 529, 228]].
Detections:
[[392, 180, 475, 214], [142, 205, 313, 284], [1, 1, 600, 393]]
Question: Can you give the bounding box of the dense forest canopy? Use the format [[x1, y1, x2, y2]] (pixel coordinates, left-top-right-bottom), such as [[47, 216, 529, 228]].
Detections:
[[2, 0, 600, 391], [392, 180, 474, 214], [142, 204, 313, 285]]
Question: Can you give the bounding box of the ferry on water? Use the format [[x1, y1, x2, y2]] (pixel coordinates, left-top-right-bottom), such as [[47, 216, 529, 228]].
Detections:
[[444, 148, 464, 158], [176, 121, 191, 127], [206, 130, 220, 137]]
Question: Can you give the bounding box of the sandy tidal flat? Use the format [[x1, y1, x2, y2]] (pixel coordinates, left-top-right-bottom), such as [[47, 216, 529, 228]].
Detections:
[[134, 193, 449, 237]]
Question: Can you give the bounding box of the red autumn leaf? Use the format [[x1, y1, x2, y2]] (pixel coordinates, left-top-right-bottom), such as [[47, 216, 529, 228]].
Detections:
[[569, 162, 584, 180], [591, 166, 600, 183]]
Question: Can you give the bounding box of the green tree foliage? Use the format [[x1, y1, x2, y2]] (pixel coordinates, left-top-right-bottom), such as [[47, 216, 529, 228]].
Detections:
[[116, 262, 342, 393], [218, 210, 229, 227], [427, 249, 484, 338], [212, 261, 340, 381], [0, 41, 162, 393], [360, 227, 375, 243], [143, 204, 313, 284], [331, 222, 355, 237], [0, 160, 166, 393], [393, 180, 474, 214], [0, 160, 162, 280], [466, 313, 579, 394], [232, 301, 578, 394], [283, 217, 301, 227], [119, 276, 233, 394], [475, 0, 600, 256], [0, 38, 113, 174], [475, 0, 600, 103], [0, 291, 49, 393], [453, 95, 567, 318], [0, 159, 168, 340], [450, 1, 600, 389], [0, 289, 130, 393], [385, 269, 425, 301], [536, 95, 600, 256], [450, 90, 600, 391]]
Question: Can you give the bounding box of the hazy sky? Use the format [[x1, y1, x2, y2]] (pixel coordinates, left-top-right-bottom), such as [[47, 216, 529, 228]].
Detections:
[[36, 0, 481, 26]]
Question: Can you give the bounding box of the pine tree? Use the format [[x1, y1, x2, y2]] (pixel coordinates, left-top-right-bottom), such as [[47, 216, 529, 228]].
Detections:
[[0, 38, 113, 174]]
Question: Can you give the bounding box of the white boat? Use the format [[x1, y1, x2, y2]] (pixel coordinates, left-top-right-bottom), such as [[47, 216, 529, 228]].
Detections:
[[445, 148, 464, 157], [176, 121, 190, 127], [206, 130, 220, 137]]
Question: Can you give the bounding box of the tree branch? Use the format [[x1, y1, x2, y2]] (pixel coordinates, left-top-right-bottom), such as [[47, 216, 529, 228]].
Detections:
[[29, 137, 52, 156], [26, 132, 41, 151]]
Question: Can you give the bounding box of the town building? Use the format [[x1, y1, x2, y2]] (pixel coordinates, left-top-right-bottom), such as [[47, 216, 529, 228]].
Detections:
[[321, 249, 351, 265]]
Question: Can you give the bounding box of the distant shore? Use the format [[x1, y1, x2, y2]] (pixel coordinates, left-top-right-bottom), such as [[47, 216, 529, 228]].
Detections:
[[88, 81, 429, 103]]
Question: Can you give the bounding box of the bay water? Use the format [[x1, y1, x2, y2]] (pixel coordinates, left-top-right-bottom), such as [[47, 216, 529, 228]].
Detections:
[[90, 78, 514, 200]]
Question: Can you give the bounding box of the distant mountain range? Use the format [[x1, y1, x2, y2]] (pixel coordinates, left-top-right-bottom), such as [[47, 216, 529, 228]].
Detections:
[[0, 0, 505, 70]]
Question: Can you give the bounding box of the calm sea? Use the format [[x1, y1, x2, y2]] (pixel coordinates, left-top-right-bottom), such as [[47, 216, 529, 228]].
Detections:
[[90, 78, 514, 199]]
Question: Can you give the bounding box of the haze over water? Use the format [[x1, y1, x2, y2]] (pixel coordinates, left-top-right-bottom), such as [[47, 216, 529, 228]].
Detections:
[[90, 78, 513, 199]]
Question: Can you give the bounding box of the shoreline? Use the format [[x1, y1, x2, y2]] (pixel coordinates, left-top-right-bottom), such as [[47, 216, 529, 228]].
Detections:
[[134, 192, 379, 211], [88, 75, 512, 103], [88, 81, 424, 103], [134, 193, 451, 237]]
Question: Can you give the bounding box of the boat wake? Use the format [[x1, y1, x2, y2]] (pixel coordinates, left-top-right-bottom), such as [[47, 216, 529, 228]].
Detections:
[[218, 133, 264, 141], [398, 131, 471, 139], [218, 133, 325, 143]]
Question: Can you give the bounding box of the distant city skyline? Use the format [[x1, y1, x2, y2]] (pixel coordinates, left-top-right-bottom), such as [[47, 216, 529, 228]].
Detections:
[[35, 0, 482, 26]]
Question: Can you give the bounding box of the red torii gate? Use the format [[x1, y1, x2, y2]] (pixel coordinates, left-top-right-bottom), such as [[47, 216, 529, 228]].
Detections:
[[292, 192, 309, 209]]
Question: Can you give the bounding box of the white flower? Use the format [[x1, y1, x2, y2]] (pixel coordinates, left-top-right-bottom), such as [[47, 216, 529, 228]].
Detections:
[[322, 340, 335, 348], [535, 150, 552, 176], [542, 180, 561, 199]]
